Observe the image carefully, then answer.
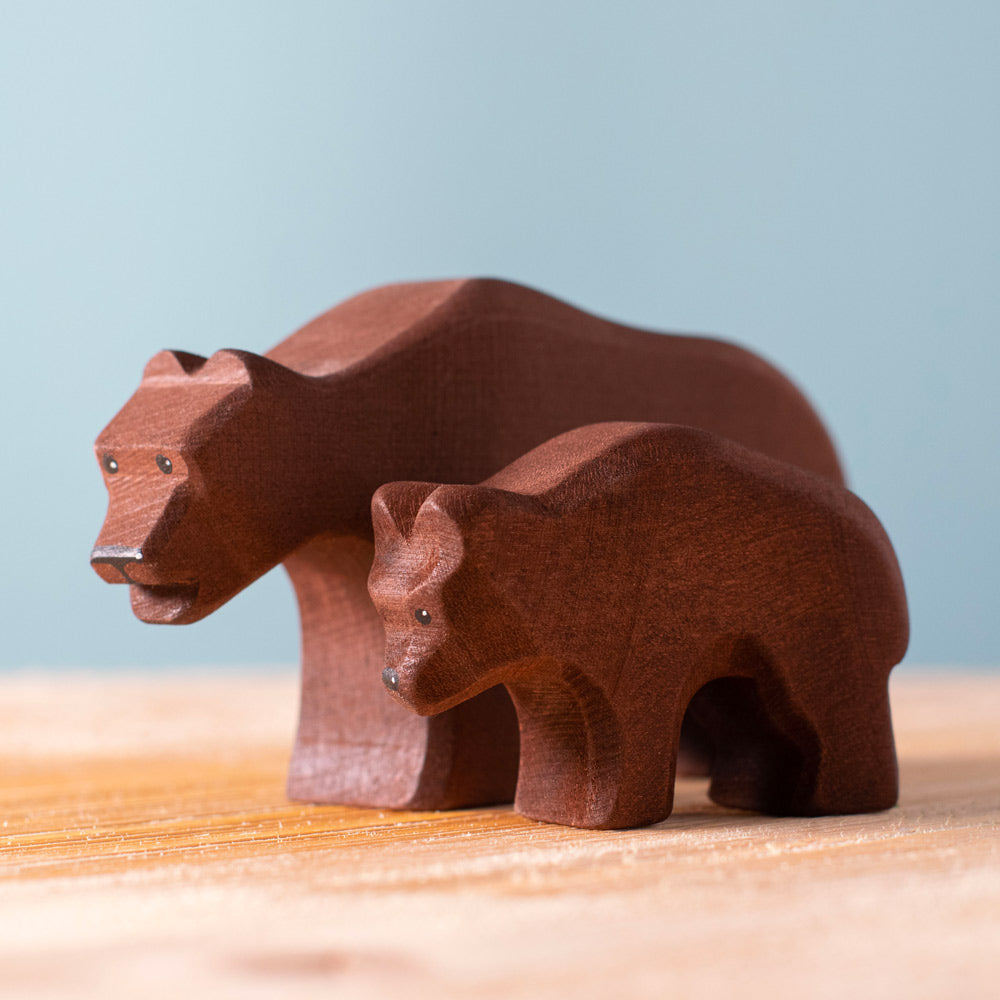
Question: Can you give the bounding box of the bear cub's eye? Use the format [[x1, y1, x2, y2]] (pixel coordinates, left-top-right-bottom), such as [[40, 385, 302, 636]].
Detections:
[[414, 609, 432, 626], [103, 455, 119, 474], [156, 454, 173, 474]]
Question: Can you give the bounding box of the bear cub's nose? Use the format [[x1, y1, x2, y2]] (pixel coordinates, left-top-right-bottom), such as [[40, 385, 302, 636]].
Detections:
[[382, 667, 399, 692]]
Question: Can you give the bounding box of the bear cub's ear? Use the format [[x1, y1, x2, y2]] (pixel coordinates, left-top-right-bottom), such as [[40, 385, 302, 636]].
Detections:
[[415, 486, 545, 577], [372, 482, 441, 542]]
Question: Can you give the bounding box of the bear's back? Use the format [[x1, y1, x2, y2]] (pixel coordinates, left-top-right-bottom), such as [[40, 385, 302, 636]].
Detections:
[[479, 423, 907, 670], [265, 279, 469, 376], [265, 277, 702, 376], [264, 278, 844, 485]]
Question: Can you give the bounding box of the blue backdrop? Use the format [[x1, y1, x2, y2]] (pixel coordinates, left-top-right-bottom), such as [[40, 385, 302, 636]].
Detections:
[[2, 1, 997, 667]]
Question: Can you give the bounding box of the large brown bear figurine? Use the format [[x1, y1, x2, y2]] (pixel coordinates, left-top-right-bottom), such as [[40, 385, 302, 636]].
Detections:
[[369, 422, 908, 829], [91, 278, 845, 810]]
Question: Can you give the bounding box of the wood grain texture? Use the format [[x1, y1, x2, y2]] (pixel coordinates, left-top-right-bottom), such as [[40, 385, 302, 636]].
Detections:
[[90, 277, 846, 809], [2, 669, 998, 1000], [370, 423, 907, 828]]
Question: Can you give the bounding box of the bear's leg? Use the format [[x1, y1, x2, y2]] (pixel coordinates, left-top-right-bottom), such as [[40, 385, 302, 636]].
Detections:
[[508, 664, 680, 829], [600, 724, 680, 829], [730, 640, 899, 817], [689, 677, 807, 814], [284, 534, 519, 809], [690, 635, 898, 818], [783, 672, 898, 816]]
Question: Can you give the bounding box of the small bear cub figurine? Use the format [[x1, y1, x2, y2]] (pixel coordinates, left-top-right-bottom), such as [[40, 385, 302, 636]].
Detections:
[[368, 423, 908, 829]]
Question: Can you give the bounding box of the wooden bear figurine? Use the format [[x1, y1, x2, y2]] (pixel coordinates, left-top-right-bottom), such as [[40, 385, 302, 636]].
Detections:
[[91, 278, 846, 811], [369, 422, 909, 829]]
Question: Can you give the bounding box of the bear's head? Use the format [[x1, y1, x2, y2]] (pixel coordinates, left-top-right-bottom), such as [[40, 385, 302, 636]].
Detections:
[[368, 482, 546, 715], [91, 348, 313, 624]]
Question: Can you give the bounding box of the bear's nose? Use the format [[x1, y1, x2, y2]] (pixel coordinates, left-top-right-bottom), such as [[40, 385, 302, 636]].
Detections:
[[90, 545, 143, 582], [382, 667, 399, 692]]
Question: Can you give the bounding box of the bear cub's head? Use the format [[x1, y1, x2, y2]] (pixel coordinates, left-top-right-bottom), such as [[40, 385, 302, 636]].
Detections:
[[368, 482, 545, 715]]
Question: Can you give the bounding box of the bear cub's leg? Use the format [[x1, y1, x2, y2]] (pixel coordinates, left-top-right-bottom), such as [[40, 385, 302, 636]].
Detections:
[[785, 675, 898, 815], [507, 664, 681, 829], [692, 671, 898, 817], [687, 677, 807, 815]]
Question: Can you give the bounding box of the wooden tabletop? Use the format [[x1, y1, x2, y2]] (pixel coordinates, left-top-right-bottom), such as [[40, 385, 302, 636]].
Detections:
[[2, 668, 998, 999]]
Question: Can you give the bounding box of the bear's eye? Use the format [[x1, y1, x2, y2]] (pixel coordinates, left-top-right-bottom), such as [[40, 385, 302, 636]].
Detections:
[[103, 455, 119, 475], [414, 609, 432, 626], [156, 454, 173, 474]]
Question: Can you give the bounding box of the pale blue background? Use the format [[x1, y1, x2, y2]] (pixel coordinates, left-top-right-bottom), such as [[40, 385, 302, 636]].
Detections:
[[1, 2, 997, 668]]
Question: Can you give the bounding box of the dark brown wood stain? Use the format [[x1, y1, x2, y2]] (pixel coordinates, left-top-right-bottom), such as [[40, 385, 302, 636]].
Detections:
[[370, 422, 907, 828], [91, 278, 847, 809]]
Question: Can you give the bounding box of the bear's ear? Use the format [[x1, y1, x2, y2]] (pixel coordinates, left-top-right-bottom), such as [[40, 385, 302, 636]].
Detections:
[[142, 350, 208, 380], [198, 349, 293, 388], [372, 482, 441, 543]]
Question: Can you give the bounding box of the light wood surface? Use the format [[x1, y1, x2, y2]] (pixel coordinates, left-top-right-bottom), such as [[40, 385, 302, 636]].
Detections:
[[2, 668, 998, 999]]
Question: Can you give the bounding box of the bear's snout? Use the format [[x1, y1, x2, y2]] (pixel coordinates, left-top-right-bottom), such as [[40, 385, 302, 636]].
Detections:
[[90, 545, 144, 583], [380, 659, 436, 714]]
